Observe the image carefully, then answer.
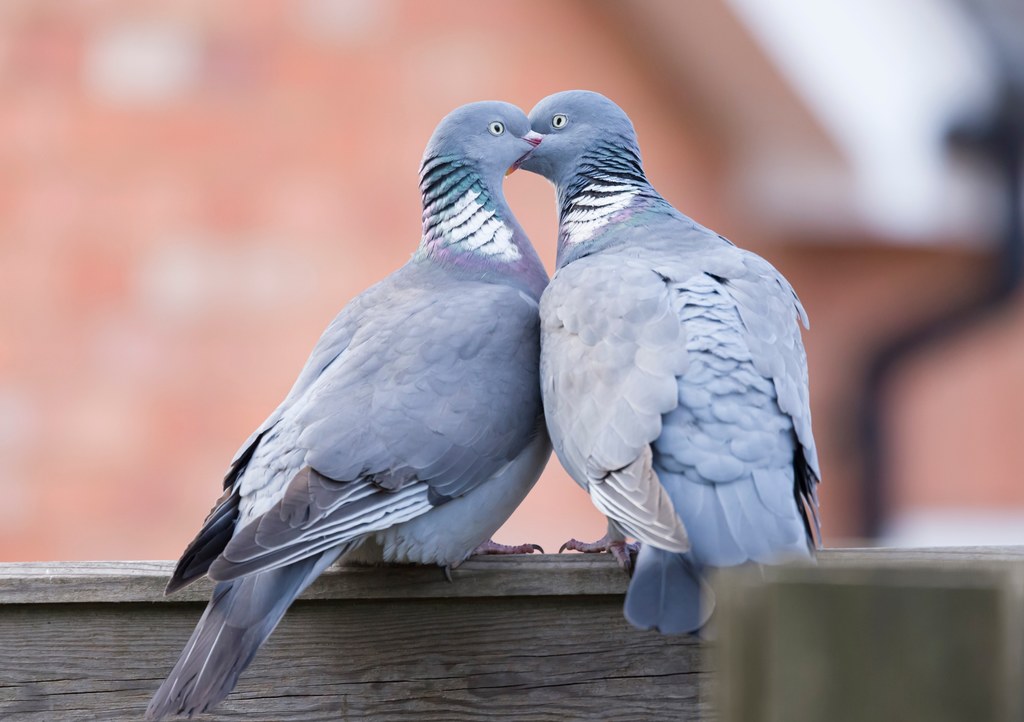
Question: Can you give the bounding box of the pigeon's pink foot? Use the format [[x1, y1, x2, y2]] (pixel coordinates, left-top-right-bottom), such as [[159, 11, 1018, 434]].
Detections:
[[444, 540, 543, 581], [471, 539, 544, 556], [559, 534, 640, 574]]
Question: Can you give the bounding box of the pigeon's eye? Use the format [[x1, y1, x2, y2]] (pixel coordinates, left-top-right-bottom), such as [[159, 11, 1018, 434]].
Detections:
[[488, 121, 505, 136], [551, 114, 568, 129]]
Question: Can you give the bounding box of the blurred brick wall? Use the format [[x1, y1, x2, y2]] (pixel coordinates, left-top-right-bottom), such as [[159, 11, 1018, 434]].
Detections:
[[2, 0, 1022, 561], [764, 243, 1024, 542], [0, 0, 727, 560]]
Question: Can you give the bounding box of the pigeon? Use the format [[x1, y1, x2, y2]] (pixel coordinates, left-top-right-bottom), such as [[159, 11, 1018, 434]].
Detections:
[[146, 101, 551, 719], [519, 90, 820, 634]]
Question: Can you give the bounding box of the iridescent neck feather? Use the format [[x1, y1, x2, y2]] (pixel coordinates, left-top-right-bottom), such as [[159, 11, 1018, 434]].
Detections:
[[557, 138, 661, 248], [419, 155, 520, 262]]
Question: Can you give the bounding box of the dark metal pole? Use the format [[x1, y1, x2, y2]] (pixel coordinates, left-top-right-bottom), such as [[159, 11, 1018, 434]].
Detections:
[[857, 3, 1024, 539]]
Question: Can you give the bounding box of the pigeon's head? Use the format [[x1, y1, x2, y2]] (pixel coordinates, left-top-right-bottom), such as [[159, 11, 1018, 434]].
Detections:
[[520, 90, 641, 185], [421, 101, 543, 187]]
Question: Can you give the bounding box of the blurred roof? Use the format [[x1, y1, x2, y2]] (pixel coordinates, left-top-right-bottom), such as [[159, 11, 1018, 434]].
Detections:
[[603, 0, 1000, 245]]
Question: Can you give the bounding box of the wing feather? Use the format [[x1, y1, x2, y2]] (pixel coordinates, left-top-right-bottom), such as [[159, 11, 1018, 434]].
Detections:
[[649, 248, 819, 562], [203, 276, 545, 581], [541, 257, 690, 551], [209, 468, 433, 581]]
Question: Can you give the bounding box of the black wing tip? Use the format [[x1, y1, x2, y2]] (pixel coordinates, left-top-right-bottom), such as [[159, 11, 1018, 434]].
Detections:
[[164, 569, 199, 596], [793, 442, 822, 549], [161, 447, 251, 599], [164, 547, 221, 595], [164, 484, 244, 595]]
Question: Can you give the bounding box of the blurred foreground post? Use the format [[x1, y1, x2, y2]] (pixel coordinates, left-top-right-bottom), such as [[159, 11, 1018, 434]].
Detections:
[[716, 548, 1024, 722]]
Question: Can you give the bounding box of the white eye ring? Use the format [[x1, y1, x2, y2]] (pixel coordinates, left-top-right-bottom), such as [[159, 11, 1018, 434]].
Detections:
[[488, 121, 505, 136], [551, 114, 568, 129]]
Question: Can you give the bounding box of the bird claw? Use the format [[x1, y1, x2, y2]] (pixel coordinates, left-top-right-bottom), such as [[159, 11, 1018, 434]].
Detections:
[[471, 539, 545, 556], [610, 542, 641, 574], [558, 535, 640, 575], [445, 540, 543, 581]]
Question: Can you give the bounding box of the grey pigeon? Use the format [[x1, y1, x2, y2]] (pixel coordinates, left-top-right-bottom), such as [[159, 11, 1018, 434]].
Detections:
[[520, 90, 820, 634], [146, 101, 550, 719]]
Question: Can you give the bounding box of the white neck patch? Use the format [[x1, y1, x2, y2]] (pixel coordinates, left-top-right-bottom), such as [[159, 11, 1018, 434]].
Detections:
[[561, 183, 639, 246], [435, 189, 520, 261]]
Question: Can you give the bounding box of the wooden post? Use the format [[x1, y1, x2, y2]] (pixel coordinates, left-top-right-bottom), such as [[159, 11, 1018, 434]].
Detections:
[[0, 556, 708, 721], [716, 547, 1024, 722]]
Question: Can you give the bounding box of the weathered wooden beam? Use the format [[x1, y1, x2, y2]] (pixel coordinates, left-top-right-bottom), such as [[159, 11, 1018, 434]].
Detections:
[[7, 546, 1021, 605], [5, 548, 1024, 721], [0, 555, 635, 605], [0, 555, 708, 721], [715, 548, 1024, 722]]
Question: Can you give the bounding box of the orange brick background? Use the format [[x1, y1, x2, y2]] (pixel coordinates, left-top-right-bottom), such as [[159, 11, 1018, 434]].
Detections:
[[1, 1, 1022, 562]]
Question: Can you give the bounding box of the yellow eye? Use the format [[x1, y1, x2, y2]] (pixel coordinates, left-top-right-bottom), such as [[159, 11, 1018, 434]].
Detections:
[[551, 114, 568, 129], [488, 121, 505, 136]]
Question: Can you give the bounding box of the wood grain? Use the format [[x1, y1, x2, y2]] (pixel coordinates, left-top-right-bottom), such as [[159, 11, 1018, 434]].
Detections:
[[0, 555, 631, 605], [0, 554, 708, 721], [3, 548, 1022, 720], [6, 547, 1022, 605], [0, 596, 708, 721]]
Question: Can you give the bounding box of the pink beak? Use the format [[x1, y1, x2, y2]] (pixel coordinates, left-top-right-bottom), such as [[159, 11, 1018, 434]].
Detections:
[[507, 131, 544, 176], [523, 130, 543, 147]]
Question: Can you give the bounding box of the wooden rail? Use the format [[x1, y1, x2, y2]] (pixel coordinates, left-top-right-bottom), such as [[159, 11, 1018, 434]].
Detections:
[[2, 548, 1023, 720], [0, 555, 707, 721]]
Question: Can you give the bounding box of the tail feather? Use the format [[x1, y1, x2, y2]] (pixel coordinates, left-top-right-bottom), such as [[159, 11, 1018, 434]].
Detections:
[[623, 544, 714, 635], [146, 547, 345, 720]]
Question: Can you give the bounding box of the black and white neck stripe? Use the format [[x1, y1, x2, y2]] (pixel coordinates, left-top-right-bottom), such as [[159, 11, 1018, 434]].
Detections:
[[420, 156, 519, 261], [558, 140, 657, 246]]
